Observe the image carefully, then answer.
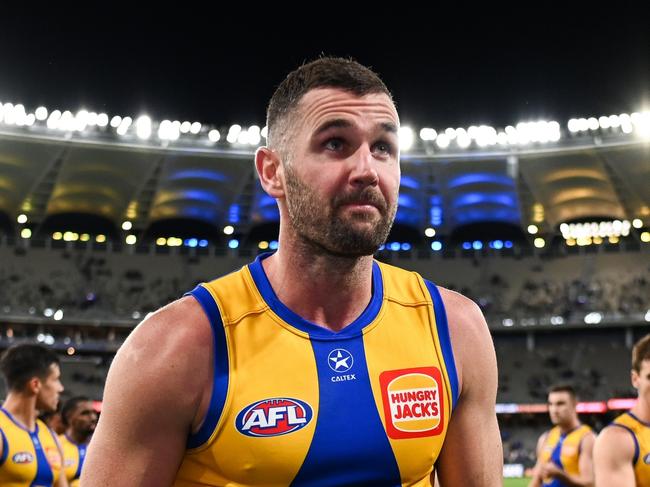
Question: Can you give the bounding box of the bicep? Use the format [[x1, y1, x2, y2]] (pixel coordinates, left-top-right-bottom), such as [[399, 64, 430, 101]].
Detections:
[[82, 305, 209, 486], [577, 433, 595, 482], [593, 428, 636, 487], [435, 291, 502, 486]]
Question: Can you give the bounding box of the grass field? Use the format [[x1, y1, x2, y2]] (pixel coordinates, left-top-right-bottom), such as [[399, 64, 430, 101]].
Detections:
[[503, 478, 530, 487]]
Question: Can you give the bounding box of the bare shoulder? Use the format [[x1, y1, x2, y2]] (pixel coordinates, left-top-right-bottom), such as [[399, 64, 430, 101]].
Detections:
[[594, 425, 636, 460], [436, 286, 495, 394], [106, 294, 213, 418]]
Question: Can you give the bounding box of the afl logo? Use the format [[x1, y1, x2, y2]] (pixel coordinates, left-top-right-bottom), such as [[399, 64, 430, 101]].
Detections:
[[327, 348, 353, 373], [380, 366, 445, 439], [12, 452, 34, 464], [236, 397, 313, 437]]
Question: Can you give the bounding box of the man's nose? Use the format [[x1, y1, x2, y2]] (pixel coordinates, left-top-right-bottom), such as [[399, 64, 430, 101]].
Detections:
[[349, 144, 378, 187]]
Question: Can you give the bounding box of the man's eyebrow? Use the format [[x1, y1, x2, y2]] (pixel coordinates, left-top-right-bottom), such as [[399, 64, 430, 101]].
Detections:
[[313, 119, 399, 137]]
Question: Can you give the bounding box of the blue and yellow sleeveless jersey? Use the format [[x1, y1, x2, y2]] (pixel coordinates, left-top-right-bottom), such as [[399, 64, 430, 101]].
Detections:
[[173, 253, 460, 486], [538, 424, 592, 487], [0, 407, 63, 487], [609, 411, 650, 487], [59, 433, 88, 487]]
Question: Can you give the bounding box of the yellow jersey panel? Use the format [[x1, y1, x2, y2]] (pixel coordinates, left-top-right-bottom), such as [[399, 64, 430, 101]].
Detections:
[[59, 433, 88, 487], [173, 254, 459, 487], [0, 409, 62, 487], [539, 424, 592, 487]]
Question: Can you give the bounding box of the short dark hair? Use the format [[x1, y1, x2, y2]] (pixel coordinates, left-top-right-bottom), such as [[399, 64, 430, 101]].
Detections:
[[548, 384, 577, 401], [632, 334, 650, 372], [61, 396, 91, 427], [0, 344, 60, 391], [266, 56, 393, 152]]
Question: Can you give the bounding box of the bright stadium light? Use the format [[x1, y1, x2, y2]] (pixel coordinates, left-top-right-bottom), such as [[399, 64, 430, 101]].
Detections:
[[20, 228, 32, 239], [608, 114, 620, 128], [534, 238, 545, 248], [35, 106, 48, 120], [125, 235, 137, 245], [633, 218, 643, 228], [190, 122, 201, 134], [456, 129, 471, 148], [97, 113, 109, 127], [208, 129, 220, 142], [444, 128, 457, 140], [399, 126, 414, 151], [568, 119, 580, 133], [633, 111, 650, 139], [419, 128, 437, 141], [587, 117, 599, 130], [424, 227, 436, 237], [436, 133, 450, 149], [180, 121, 191, 134], [227, 124, 241, 143], [527, 224, 538, 234], [110, 115, 122, 128], [117, 116, 132, 136], [261, 126, 268, 139], [25, 114, 36, 126], [237, 130, 250, 145], [17, 214, 27, 224], [598, 116, 610, 129], [248, 126, 261, 146], [121, 221, 132, 231], [136, 115, 152, 140], [223, 225, 234, 235]]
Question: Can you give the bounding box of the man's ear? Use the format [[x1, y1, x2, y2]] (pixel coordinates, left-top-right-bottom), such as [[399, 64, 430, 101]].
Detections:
[[255, 146, 285, 199], [27, 376, 41, 395]]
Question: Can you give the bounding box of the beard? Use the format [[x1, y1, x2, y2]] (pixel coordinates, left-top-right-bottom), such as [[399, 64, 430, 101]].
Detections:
[[283, 164, 397, 257]]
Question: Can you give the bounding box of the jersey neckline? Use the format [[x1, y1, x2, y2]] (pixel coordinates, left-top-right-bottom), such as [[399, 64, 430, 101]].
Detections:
[[248, 252, 383, 340]]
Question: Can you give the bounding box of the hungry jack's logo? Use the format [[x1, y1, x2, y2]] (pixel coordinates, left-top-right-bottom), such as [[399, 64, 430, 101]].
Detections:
[[380, 367, 445, 439]]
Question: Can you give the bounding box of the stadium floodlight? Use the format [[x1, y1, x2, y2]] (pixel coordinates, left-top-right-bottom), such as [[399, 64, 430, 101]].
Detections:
[[467, 126, 479, 139], [110, 115, 122, 128], [97, 113, 109, 127], [269, 240, 279, 250], [419, 128, 437, 141], [208, 129, 220, 142], [641, 232, 650, 243], [248, 126, 261, 146], [505, 125, 518, 145], [398, 126, 414, 151], [156, 237, 167, 246], [534, 238, 545, 248], [223, 225, 234, 235], [598, 116, 610, 129], [87, 112, 98, 126], [584, 312, 602, 324], [456, 131, 471, 148], [577, 118, 589, 132], [125, 235, 137, 245], [568, 119, 580, 133], [633, 111, 650, 139], [53, 310, 63, 321], [431, 241, 442, 251], [261, 126, 268, 139], [95, 234, 106, 243], [158, 120, 172, 140], [121, 221, 132, 231], [35, 106, 48, 120], [424, 227, 436, 237], [2, 103, 16, 125], [190, 122, 201, 134], [472, 241, 483, 250], [496, 132, 508, 146], [25, 114, 36, 126], [136, 115, 152, 140], [633, 218, 643, 228], [258, 241, 269, 250], [435, 133, 450, 149], [527, 224, 538, 234], [228, 239, 239, 249], [587, 117, 599, 131], [180, 121, 191, 134], [20, 228, 32, 239], [237, 130, 251, 145], [607, 114, 620, 128], [117, 116, 132, 136], [16, 214, 28, 224], [444, 128, 456, 140], [227, 124, 242, 143]]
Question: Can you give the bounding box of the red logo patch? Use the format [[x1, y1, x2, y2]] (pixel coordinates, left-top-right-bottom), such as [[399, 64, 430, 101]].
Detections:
[[380, 367, 445, 439]]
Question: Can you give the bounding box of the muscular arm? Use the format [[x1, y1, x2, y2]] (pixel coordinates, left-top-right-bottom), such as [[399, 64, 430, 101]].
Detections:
[[528, 432, 548, 487], [593, 426, 636, 487], [434, 288, 503, 486], [81, 296, 213, 486]]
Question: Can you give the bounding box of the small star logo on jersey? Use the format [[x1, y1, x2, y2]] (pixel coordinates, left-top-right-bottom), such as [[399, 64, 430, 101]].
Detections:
[[327, 348, 354, 373]]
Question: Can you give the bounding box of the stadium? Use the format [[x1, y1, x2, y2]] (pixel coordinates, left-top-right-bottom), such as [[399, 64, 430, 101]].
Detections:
[[1, 95, 649, 485]]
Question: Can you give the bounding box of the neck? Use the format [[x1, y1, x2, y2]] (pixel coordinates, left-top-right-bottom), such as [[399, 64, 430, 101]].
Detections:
[[66, 428, 91, 445], [263, 235, 375, 332], [631, 401, 650, 423], [558, 418, 580, 434], [2, 391, 38, 431]]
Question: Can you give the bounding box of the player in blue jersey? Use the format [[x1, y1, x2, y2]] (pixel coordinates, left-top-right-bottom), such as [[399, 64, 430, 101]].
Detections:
[[84, 57, 502, 486], [0, 343, 67, 486]]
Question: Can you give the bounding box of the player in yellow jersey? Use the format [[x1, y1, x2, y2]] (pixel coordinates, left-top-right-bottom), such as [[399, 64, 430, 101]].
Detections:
[[59, 396, 97, 486], [595, 334, 650, 487], [529, 385, 595, 487], [84, 57, 502, 486], [0, 344, 67, 487]]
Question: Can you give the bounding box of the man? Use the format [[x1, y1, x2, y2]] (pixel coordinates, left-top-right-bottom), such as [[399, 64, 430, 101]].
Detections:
[[0, 343, 67, 486], [529, 385, 595, 487], [83, 57, 502, 486], [59, 396, 97, 487], [594, 334, 650, 487]]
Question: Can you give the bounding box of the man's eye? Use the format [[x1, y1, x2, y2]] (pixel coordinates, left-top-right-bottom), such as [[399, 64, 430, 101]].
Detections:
[[324, 138, 344, 151], [374, 141, 394, 155]]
